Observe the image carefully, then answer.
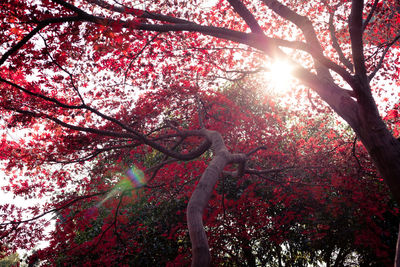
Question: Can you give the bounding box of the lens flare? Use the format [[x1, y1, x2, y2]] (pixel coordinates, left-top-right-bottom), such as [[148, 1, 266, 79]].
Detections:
[[114, 166, 146, 191], [126, 166, 146, 187], [84, 166, 146, 218]]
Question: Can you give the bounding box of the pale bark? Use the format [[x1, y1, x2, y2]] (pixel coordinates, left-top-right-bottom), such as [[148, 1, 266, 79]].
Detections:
[[186, 129, 246, 267]]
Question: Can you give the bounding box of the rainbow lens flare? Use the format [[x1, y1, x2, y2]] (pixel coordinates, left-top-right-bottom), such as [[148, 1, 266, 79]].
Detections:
[[126, 166, 146, 187], [86, 166, 146, 216], [115, 166, 146, 191]]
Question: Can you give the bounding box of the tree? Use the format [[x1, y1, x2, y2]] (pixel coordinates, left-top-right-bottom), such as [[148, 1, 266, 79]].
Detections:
[[27, 85, 399, 266], [1, 0, 400, 266]]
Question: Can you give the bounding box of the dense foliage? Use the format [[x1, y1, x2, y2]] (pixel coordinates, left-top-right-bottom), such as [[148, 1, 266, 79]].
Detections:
[[26, 84, 399, 266]]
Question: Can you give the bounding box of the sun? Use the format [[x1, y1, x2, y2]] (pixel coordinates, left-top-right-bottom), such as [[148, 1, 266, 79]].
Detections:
[[263, 59, 295, 94]]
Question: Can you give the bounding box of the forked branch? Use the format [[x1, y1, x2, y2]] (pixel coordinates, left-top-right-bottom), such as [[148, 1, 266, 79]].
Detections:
[[187, 129, 246, 266]]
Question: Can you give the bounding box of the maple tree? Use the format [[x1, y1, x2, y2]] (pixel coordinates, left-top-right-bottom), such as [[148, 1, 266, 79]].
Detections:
[[22, 85, 399, 266], [1, 0, 400, 266]]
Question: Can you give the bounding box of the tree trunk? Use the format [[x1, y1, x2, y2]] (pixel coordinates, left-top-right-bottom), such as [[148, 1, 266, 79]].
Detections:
[[348, 93, 400, 267], [358, 126, 400, 205], [310, 74, 400, 264], [241, 238, 256, 267], [277, 245, 283, 267], [359, 127, 400, 267], [396, 223, 400, 267], [186, 129, 246, 267], [186, 150, 228, 266]]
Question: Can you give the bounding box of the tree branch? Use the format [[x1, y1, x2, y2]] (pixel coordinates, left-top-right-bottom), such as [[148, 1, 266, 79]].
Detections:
[[227, 0, 264, 34], [85, 0, 196, 25], [48, 143, 142, 164], [349, 0, 368, 81], [51, 0, 89, 16], [259, 0, 332, 79], [10, 108, 136, 139], [4, 2, 356, 91], [0, 191, 108, 226], [0, 76, 85, 110], [0, 16, 82, 67], [1, 75, 212, 160], [145, 158, 178, 185], [362, 0, 380, 32], [328, 11, 354, 71], [187, 129, 246, 266], [0, 24, 46, 67], [369, 32, 400, 80], [124, 33, 161, 85], [40, 34, 86, 104], [246, 146, 267, 156], [137, 22, 356, 87]]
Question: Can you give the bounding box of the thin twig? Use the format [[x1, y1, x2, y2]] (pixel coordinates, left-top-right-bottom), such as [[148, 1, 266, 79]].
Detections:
[[0, 191, 109, 226]]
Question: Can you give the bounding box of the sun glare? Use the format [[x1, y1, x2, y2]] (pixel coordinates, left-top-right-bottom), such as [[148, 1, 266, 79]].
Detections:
[[264, 60, 295, 94]]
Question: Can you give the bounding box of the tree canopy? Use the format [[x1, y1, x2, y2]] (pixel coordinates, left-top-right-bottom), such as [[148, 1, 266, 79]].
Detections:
[[1, 0, 400, 266]]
